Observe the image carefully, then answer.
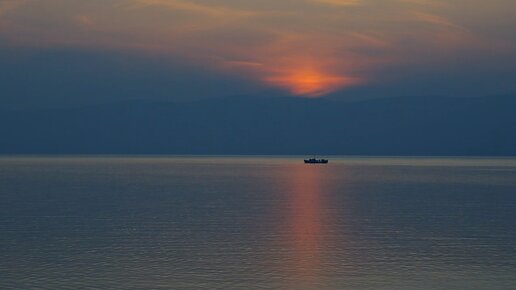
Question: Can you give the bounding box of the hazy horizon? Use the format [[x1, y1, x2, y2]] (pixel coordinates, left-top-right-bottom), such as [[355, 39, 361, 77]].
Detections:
[[1, 95, 515, 156]]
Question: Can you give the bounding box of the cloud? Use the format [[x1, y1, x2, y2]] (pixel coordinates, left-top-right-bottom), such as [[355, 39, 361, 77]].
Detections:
[[0, 0, 515, 99], [309, 0, 362, 7], [124, 0, 258, 18], [0, 0, 27, 16], [411, 11, 465, 30], [396, 0, 448, 8]]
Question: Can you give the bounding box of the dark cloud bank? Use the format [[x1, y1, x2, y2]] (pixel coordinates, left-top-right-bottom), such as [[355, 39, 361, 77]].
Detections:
[[1, 48, 515, 156], [1, 95, 515, 156]]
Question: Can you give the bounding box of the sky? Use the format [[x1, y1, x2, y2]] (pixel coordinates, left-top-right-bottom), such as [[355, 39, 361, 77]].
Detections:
[[1, 0, 516, 106]]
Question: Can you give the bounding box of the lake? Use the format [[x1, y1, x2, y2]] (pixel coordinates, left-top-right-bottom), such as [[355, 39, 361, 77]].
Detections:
[[1, 156, 515, 289]]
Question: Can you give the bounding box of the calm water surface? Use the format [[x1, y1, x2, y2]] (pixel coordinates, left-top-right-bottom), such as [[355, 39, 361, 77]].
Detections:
[[1, 156, 515, 289]]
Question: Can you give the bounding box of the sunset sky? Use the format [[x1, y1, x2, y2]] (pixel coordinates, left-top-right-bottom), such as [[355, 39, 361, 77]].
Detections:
[[1, 0, 515, 105]]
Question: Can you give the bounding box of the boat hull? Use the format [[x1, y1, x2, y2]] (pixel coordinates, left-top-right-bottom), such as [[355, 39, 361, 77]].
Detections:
[[304, 159, 328, 164]]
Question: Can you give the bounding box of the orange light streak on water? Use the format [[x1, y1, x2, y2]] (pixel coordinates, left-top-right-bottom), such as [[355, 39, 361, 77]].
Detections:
[[278, 164, 336, 288]]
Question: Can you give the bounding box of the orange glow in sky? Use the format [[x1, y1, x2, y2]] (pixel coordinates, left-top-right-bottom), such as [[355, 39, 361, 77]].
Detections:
[[265, 68, 360, 97], [222, 46, 366, 97], [1, 0, 515, 98]]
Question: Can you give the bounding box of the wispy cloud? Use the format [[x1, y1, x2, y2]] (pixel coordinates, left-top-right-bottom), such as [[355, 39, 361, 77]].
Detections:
[[124, 0, 258, 18], [309, 0, 362, 7], [0, 0, 514, 97], [396, 0, 448, 8], [411, 11, 466, 31], [0, 0, 28, 17]]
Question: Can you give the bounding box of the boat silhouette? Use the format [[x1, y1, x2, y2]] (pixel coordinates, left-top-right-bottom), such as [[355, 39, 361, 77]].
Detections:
[[304, 155, 329, 164]]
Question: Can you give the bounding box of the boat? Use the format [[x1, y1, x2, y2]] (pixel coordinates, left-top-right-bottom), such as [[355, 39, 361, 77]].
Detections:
[[304, 155, 329, 164]]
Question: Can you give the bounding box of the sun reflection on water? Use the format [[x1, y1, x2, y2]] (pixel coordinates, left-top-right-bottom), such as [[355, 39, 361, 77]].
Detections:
[[276, 163, 337, 288]]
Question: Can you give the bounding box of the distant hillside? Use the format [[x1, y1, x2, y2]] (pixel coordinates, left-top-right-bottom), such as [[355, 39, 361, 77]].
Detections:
[[1, 95, 515, 155]]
